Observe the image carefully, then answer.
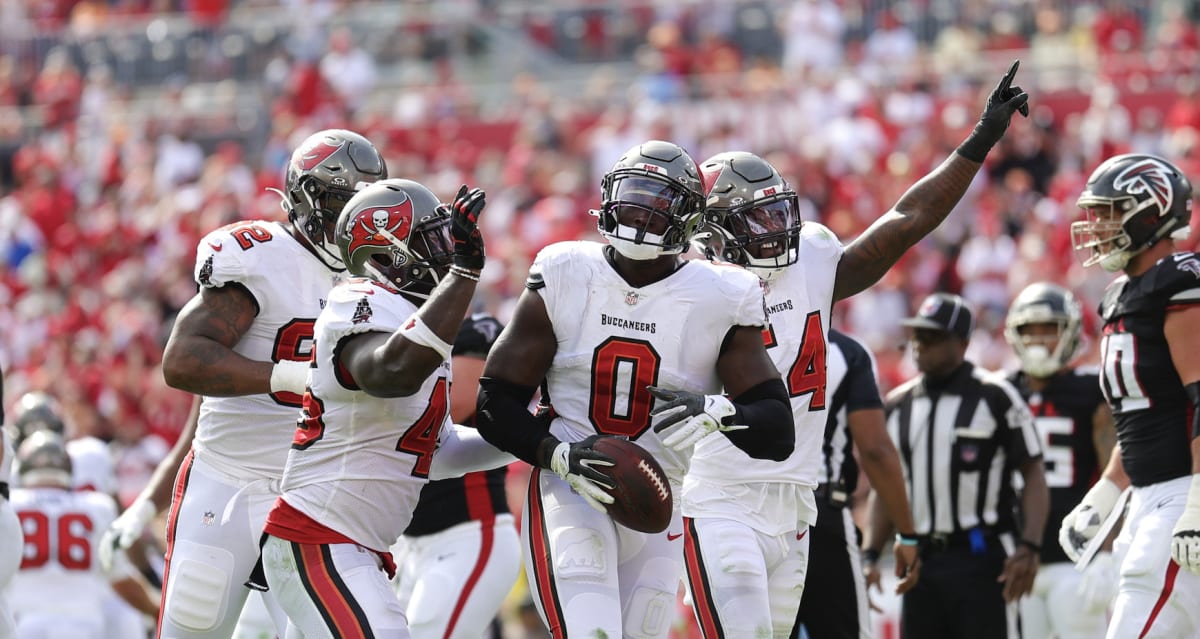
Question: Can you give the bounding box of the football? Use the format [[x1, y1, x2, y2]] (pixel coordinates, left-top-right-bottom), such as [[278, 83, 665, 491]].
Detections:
[[592, 437, 673, 533]]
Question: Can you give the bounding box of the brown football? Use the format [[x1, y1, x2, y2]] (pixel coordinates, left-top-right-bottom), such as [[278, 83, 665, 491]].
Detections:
[[592, 437, 673, 533]]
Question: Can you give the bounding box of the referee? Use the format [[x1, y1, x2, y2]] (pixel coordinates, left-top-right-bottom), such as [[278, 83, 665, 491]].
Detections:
[[793, 329, 919, 639], [864, 293, 1048, 639]]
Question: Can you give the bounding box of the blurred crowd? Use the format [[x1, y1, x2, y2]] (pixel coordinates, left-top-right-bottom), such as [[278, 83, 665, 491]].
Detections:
[[2, 0, 1200, 520]]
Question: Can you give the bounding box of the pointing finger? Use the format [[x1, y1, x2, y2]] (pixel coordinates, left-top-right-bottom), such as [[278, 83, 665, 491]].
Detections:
[[998, 59, 1020, 93]]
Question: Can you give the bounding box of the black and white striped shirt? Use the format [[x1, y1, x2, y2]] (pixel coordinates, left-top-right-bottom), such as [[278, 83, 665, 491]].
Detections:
[[885, 361, 1041, 536], [819, 330, 884, 494]]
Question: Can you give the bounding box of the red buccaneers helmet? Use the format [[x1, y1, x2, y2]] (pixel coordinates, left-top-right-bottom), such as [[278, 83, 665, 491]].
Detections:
[[335, 179, 454, 300], [595, 140, 706, 259], [281, 129, 388, 269], [1072, 153, 1193, 272], [698, 151, 802, 281]]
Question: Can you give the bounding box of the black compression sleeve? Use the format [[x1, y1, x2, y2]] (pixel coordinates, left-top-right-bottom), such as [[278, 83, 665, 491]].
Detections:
[[722, 378, 795, 461], [476, 377, 555, 467], [1188, 382, 1200, 439]]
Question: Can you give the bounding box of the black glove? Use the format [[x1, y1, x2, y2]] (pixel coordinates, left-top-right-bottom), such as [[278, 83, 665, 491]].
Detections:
[[957, 60, 1031, 162], [449, 184, 486, 270]]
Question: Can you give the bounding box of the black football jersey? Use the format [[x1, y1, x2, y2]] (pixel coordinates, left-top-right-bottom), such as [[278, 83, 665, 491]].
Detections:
[[1009, 369, 1105, 564], [1098, 252, 1200, 487], [404, 467, 510, 536]]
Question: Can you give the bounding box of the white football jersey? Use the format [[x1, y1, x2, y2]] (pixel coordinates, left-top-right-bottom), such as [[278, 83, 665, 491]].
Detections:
[[66, 436, 114, 495], [190, 220, 344, 480], [10, 487, 131, 620], [534, 241, 767, 482], [685, 223, 843, 531], [279, 278, 450, 552]]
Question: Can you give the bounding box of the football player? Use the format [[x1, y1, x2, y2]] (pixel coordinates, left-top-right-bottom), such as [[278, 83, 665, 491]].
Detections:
[[10, 431, 160, 638], [135, 129, 387, 639], [1060, 153, 1200, 638], [682, 60, 1028, 637], [260, 179, 514, 637], [474, 139, 796, 638], [392, 313, 521, 639], [1005, 282, 1117, 638], [10, 392, 144, 638], [11, 392, 116, 495]]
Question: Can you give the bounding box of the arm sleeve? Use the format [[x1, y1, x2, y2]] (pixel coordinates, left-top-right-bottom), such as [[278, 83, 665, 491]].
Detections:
[[475, 377, 553, 467], [722, 378, 795, 461]]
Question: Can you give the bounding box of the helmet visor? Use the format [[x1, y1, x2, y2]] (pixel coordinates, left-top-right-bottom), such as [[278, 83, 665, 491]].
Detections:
[[409, 211, 454, 269], [726, 197, 800, 259], [609, 175, 693, 237]]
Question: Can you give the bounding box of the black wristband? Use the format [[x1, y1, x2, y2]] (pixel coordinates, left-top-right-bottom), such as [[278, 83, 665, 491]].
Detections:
[[1019, 539, 1041, 554], [862, 548, 881, 564]]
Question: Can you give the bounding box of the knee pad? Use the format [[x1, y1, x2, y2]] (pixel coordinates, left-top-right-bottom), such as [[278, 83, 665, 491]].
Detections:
[[407, 571, 455, 629], [553, 527, 609, 582], [165, 541, 237, 631]]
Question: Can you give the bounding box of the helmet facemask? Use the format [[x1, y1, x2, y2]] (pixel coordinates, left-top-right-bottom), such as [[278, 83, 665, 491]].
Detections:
[[712, 192, 802, 281], [360, 209, 454, 300], [597, 172, 702, 260], [1071, 201, 1145, 272], [293, 175, 359, 269], [1003, 284, 1082, 378]]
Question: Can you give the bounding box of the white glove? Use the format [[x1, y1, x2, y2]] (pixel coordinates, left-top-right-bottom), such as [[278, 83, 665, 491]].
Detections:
[[270, 359, 310, 394], [647, 386, 747, 451], [1077, 551, 1116, 614], [1171, 475, 1200, 574], [547, 436, 616, 514], [98, 498, 156, 571], [1059, 477, 1121, 562]]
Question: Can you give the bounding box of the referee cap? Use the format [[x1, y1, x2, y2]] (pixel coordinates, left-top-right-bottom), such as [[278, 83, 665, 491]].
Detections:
[[901, 293, 974, 339]]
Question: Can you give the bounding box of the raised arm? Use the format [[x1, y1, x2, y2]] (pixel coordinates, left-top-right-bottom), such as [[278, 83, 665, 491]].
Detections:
[[833, 61, 1030, 301]]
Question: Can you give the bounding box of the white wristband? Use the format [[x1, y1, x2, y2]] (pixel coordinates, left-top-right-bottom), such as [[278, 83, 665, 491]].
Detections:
[[270, 359, 310, 394], [398, 314, 453, 360]]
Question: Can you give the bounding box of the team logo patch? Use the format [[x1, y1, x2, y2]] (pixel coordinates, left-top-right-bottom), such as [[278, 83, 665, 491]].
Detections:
[[1113, 158, 1175, 214], [198, 255, 214, 286], [625, 290, 641, 306], [352, 296, 373, 324], [918, 296, 941, 317], [202, 511, 215, 526], [753, 184, 782, 199], [295, 138, 345, 171], [1177, 255, 1200, 279]]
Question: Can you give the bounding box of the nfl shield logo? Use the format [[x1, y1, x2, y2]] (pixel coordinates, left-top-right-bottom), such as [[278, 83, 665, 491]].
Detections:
[[625, 291, 640, 306]]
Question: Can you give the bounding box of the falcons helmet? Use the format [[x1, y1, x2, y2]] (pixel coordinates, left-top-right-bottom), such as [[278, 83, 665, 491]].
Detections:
[[1072, 153, 1193, 272], [16, 430, 73, 489], [698, 151, 802, 281], [1004, 282, 1083, 378], [595, 140, 706, 260], [335, 179, 454, 300], [280, 129, 388, 270]]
